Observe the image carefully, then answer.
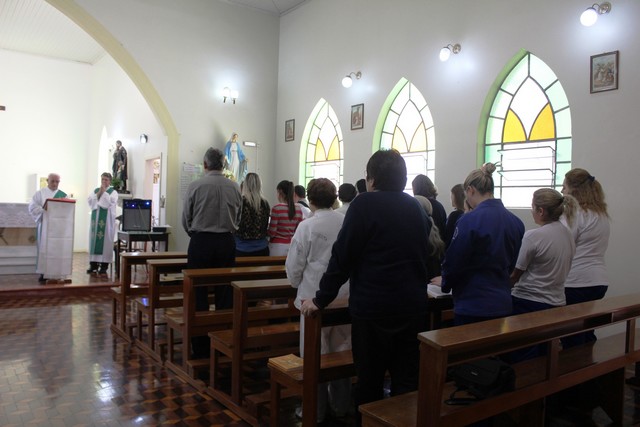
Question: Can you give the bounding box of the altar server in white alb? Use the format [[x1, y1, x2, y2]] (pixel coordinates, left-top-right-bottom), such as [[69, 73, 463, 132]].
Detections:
[[28, 173, 67, 282], [87, 172, 118, 277]]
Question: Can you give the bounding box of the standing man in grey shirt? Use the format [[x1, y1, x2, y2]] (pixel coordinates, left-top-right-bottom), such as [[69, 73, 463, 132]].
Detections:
[[182, 147, 242, 358]]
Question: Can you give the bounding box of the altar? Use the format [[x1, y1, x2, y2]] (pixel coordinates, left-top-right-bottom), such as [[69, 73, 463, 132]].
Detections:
[[0, 203, 37, 274]]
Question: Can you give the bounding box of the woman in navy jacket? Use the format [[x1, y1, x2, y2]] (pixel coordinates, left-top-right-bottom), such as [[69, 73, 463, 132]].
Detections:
[[436, 163, 525, 325]]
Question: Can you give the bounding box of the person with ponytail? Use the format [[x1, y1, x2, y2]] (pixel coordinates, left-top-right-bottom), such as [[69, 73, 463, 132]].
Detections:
[[268, 180, 304, 256], [435, 163, 525, 325], [561, 168, 610, 347], [506, 189, 577, 361]]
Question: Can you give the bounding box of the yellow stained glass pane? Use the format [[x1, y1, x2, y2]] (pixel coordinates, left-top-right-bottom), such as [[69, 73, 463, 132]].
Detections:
[[530, 104, 555, 141], [314, 139, 327, 161], [327, 136, 340, 160], [392, 127, 408, 153], [410, 122, 427, 152], [503, 109, 526, 143]]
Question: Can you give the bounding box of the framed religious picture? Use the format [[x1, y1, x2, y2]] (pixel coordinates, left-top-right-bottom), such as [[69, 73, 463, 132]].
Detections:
[[351, 103, 364, 130], [285, 119, 295, 141], [590, 50, 619, 93]]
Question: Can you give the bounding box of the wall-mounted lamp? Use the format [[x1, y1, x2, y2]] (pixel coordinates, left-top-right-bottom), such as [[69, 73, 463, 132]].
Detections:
[[439, 43, 461, 62], [222, 87, 239, 104], [341, 71, 362, 88], [580, 2, 611, 26], [243, 141, 257, 147], [140, 133, 148, 144]]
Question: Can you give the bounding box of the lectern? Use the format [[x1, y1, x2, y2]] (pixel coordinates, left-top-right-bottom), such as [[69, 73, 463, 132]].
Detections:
[[39, 198, 76, 283]]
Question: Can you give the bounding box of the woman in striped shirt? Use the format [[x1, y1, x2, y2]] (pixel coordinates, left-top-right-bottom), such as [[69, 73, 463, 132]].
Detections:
[[268, 180, 304, 256]]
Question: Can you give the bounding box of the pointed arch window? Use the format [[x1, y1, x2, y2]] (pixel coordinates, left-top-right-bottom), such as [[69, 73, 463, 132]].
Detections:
[[374, 78, 435, 193], [299, 99, 344, 188], [482, 50, 572, 208]]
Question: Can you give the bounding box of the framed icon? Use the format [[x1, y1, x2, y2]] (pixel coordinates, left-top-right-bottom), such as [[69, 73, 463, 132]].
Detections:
[[590, 50, 619, 93], [351, 104, 364, 130], [285, 119, 295, 141]]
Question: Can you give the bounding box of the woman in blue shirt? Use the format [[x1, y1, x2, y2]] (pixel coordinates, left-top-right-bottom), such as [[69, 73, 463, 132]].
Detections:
[[435, 163, 525, 325]]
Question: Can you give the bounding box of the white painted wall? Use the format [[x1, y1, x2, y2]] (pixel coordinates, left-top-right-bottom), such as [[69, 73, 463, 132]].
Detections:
[[0, 49, 91, 250], [89, 54, 168, 230], [276, 0, 640, 298], [75, 0, 281, 251], [0, 50, 166, 251]]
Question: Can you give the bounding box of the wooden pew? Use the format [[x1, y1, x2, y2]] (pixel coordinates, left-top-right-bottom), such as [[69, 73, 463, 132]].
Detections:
[[206, 278, 301, 426], [110, 251, 187, 342], [133, 256, 286, 362], [134, 258, 186, 362], [268, 303, 354, 427], [359, 293, 640, 427], [164, 264, 288, 389]]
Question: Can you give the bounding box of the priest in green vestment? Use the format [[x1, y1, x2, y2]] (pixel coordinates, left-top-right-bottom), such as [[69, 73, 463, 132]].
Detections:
[[87, 172, 118, 276]]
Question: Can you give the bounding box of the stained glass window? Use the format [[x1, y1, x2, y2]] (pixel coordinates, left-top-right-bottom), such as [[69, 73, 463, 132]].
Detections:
[[300, 99, 344, 188], [482, 50, 572, 208], [374, 78, 435, 193]]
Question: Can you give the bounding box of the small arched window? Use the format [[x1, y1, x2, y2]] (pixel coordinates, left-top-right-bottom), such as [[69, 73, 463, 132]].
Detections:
[[299, 98, 344, 188], [374, 78, 435, 192]]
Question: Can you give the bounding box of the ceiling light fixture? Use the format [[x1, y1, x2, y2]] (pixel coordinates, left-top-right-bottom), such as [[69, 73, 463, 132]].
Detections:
[[580, 2, 611, 27], [341, 71, 362, 88], [439, 43, 461, 62]]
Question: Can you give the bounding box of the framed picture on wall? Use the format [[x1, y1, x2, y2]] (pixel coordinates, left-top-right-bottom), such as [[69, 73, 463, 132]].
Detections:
[[590, 50, 619, 93], [351, 103, 364, 130], [285, 119, 295, 141]]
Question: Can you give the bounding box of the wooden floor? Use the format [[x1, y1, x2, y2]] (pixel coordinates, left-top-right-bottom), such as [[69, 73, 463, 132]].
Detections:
[[1, 254, 640, 426]]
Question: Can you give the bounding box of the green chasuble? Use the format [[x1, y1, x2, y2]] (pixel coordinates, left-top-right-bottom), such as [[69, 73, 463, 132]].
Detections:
[[89, 187, 114, 255]]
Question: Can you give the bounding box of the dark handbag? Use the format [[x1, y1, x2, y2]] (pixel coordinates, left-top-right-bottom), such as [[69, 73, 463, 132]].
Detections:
[[446, 358, 515, 405]]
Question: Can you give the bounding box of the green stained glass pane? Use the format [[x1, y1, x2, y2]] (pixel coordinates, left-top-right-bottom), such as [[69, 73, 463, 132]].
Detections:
[[486, 117, 504, 144], [318, 103, 328, 120], [530, 54, 558, 89], [306, 141, 316, 162], [555, 109, 572, 138], [556, 138, 572, 162], [412, 85, 428, 110], [380, 133, 393, 149], [305, 162, 314, 177], [485, 144, 502, 163], [427, 127, 435, 150], [546, 81, 569, 111], [383, 111, 399, 134], [391, 84, 410, 112], [328, 105, 338, 124], [556, 162, 571, 185], [502, 56, 529, 94], [490, 90, 512, 118], [310, 125, 320, 143], [420, 105, 434, 128]]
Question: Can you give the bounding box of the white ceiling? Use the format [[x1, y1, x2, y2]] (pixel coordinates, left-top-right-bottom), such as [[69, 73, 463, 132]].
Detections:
[[0, 0, 309, 65]]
